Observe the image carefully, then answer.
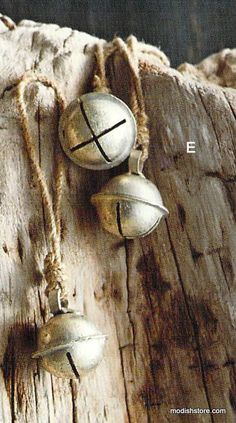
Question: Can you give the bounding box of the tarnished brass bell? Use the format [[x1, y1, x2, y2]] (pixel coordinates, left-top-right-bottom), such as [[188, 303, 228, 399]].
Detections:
[[59, 92, 137, 170], [32, 290, 107, 380], [91, 151, 169, 238]]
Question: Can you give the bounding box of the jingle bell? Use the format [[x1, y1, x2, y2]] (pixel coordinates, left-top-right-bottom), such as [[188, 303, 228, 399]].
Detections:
[[91, 151, 169, 238], [59, 92, 137, 170], [32, 311, 107, 380]]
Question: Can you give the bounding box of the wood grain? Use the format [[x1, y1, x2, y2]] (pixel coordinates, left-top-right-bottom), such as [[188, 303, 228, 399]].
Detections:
[[0, 16, 235, 423]]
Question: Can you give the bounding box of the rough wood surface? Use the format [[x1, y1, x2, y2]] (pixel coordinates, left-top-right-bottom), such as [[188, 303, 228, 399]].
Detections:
[[0, 16, 236, 423]]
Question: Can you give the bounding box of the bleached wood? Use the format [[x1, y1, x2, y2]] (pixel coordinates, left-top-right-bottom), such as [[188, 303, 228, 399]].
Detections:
[[0, 16, 235, 423]]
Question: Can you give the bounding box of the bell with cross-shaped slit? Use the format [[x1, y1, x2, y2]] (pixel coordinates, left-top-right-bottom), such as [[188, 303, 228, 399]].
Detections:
[[91, 150, 169, 238], [32, 289, 107, 380], [59, 92, 137, 170]]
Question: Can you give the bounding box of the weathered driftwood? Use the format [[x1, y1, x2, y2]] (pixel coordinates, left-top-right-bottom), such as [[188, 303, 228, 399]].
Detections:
[[0, 15, 236, 423]]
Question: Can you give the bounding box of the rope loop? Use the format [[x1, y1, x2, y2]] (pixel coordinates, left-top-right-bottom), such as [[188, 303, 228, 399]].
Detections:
[[93, 36, 151, 162], [92, 41, 110, 93], [15, 73, 67, 300]]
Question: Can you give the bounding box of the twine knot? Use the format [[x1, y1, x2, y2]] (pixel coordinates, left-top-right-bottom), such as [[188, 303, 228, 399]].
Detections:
[[92, 74, 110, 93], [44, 252, 67, 298]]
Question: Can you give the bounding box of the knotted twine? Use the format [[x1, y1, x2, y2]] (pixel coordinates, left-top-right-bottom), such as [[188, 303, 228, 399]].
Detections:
[[15, 36, 158, 301], [15, 73, 68, 302]]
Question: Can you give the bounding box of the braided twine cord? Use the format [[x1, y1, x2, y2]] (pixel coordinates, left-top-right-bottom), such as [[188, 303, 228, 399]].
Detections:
[[15, 36, 160, 301]]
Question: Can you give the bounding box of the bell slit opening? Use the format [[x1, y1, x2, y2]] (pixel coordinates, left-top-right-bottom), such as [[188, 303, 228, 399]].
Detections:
[[79, 101, 112, 163], [116, 202, 124, 237], [66, 351, 81, 381]]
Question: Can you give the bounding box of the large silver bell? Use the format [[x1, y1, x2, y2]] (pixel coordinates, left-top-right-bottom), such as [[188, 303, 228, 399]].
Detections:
[[91, 151, 169, 238], [59, 92, 137, 170], [32, 291, 107, 380]]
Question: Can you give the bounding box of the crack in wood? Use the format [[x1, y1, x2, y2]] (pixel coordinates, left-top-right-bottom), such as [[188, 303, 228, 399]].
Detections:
[[205, 171, 236, 183], [50, 374, 56, 415], [119, 349, 132, 423], [70, 379, 79, 423], [3, 332, 16, 423], [124, 239, 136, 360], [189, 361, 217, 370], [138, 242, 166, 420], [32, 371, 38, 415], [17, 234, 24, 263], [218, 252, 231, 293], [37, 288, 46, 323], [3, 242, 9, 255], [221, 182, 236, 220], [165, 220, 215, 423], [119, 343, 134, 350], [115, 239, 137, 423], [224, 359, 236, 367], [103, 405, 108, 421], [177, 203, 186, 228], [63, 29, 73, 49], [223, 92, 236, 122], [197, 88, 222, 154]]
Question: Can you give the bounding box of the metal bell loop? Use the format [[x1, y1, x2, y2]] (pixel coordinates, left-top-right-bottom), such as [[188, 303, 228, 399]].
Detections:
[[128, 149, 144, 175], [59, 92, 137, 170], [48, 287, 69, 315]]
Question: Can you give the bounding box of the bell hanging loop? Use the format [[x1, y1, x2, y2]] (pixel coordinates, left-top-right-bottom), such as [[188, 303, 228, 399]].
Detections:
[[48, 287, 69, 315], [128, 149, 144, 175]]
